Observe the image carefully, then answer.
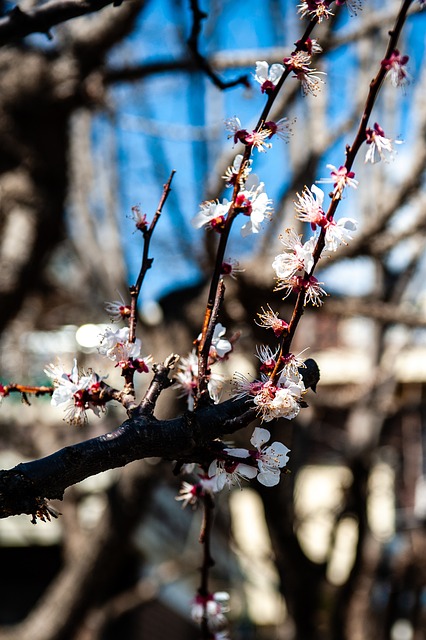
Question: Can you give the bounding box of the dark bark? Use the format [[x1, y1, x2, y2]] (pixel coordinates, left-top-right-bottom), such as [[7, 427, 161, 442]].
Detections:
[[0, 397, 256, 519]]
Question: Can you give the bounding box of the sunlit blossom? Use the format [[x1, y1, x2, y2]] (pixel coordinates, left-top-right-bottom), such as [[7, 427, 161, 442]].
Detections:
[[104, 293, 131, 322], [276, 274, 327, 307], [208, 458, 258, 490], [255, 305, 289, 337], [250, 427, 290, 486], [254, 60, 284, 93], [44, 360, 105, 426], [238, 176, 273, 237], [224, 116, 272, 152], [297, 1, 334, 21], [284, 51, 326, 95], [324, 217, 358, 252], [381, 49, 410, 87], [296, 37, 322, 55], [222, 154, 252, 186], [98, 326, 142, 367], [294, 184, 327, 230], [191, 199, 230, 231], [264, 117, 292, 142], [272, 230, 316, 281], [365, 122, 402, 163], [317, 164, 358, 198]]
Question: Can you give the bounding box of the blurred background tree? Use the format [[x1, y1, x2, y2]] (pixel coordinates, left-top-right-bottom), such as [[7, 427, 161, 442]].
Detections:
[[0, 1, 426, 639]]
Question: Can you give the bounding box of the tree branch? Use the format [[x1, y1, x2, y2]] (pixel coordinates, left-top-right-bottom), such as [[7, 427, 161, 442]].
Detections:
[[0, 0, 132, 46], [0, 396, 256, 520]]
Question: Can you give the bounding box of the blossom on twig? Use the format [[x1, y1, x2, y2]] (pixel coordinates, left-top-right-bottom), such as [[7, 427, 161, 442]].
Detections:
[[275, 274, 327, 307], [324, 217, 358, 252], [283, 51, 326, 95], [365, 122, 402, 164], [224, 116, 272, 152], [294, 184, 327, 230], [175, 350, 225, 410], [208, 457, 258, 490], [254, 60, 284, 94], [317, 164, 358, 199], [191, 592, 230, 631], [297, 1, 334, 21], [104, 293, 131, 322], [44, 360, 106, 426], [381, 49, 410, 88], [222, 154, 252, 187], [272, 229, 316, 281], [237, 175, 273, 237], [255, 305, 289, 337], [191, 199, 230, 232]]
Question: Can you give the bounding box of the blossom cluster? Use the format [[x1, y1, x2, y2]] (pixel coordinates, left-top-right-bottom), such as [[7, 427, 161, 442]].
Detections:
[[175, 323, 233, 410], [44, 360, 106, 426], [44, 296, 152, 425], [176, 427, 290, 509]]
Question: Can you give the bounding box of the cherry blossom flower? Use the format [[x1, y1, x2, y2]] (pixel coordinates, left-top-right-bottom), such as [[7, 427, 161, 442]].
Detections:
[[222, 154, 252, 187], [191, 592, 230, 631], [210, 324, 233, 360], [280, 350, 308, 378], [296, 37, 323, 55], [276, 274, 327, 307], [249, 427, 290, 486], [256, 344, 279, 375], [381, 49, 410, 87], [221, 258, 245, 279], [254, 60, 285, 93], [130, 205, 148, 232], [238, 176, 273, 237], [252, 378, 303, 422], [255, 305, 289, 337], [225, 427, 290, 486], [233, 370, 305, 422], [264, 118, 291, 142], [208, 457, 258, 490], [44, 360, 105, 426], [294, 184, 327, 230], [98, 326, 142, 367], [365, 122, 401, 163], [175, 476, 217, 509], [104, 293, 131, 322], [324, 217, 358, 252], [317, 164, 358, 199], [175, 350, 225, 410], [224, 116, 272, 152], [297, 1, 334, 22], [335, 0, 363, 16], [283, 51, 326, 95], [191, 199, 230, 232], [272, 230, 316, 281]]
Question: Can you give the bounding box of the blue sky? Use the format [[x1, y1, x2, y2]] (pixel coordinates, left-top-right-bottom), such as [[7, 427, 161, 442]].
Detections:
[[90, 0, 426, 303]]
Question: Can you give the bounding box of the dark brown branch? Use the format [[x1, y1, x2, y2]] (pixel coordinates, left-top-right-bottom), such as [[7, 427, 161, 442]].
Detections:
[[0, 396, 256, 520], [0, 0, 131, 46], [187, 0, 249, 90]]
